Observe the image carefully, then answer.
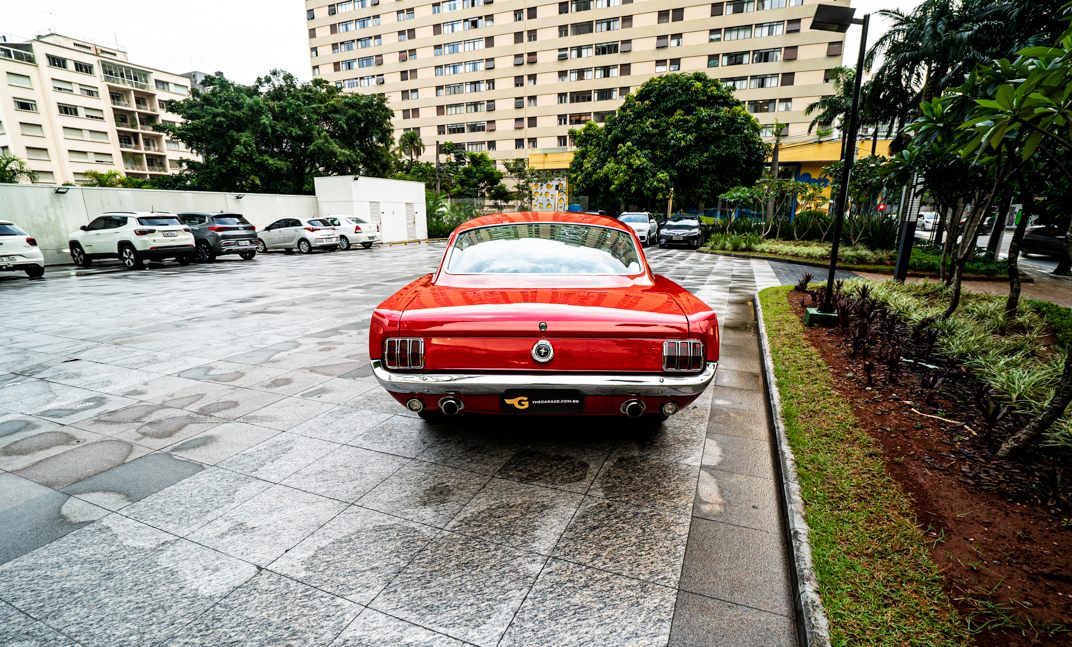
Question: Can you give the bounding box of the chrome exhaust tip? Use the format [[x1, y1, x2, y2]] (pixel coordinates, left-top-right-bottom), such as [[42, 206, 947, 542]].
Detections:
[[439, 397, 463, 416], [406, 398, 424, 412], [660, 402, 680, 417], [621, 399, 646, 418]]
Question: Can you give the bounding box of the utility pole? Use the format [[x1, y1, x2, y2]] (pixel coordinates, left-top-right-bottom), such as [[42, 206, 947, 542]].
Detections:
[[666, 186, 675, 220]]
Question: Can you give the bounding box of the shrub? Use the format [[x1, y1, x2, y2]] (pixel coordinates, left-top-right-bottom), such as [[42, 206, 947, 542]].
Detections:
[[707, 231, 762, 251], [790, 209, 832, 241], [843, 214, 899, 251]]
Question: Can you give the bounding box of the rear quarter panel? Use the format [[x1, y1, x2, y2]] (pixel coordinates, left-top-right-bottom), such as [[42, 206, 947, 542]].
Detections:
[[655, 275, 720, 362], [369, 274, 434, 359]]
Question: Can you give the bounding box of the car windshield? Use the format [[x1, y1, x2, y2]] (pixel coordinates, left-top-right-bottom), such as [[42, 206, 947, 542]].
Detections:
[[0, 224, 27, 236], [447, 223, 643, 275], [307, 219, 332, 227], [213, 216, 250, 225], [619, 214, 647, 223], [137, 217, 182, 226], [667, 219, 699, 227]]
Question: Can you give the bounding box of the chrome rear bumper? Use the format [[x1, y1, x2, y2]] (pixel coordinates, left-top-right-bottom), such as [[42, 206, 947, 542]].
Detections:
[[371, 360, 717, 396]]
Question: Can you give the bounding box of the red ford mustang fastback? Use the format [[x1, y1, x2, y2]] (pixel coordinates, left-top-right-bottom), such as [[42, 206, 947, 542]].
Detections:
[[369, 212, 719, 420]]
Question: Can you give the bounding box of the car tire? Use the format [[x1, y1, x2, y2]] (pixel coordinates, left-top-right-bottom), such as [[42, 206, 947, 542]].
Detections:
[[255, 239, 267, 253], [196, 241, 216, 263], [25, 265, 44, 278], [239, 251, 256, 260], [658, 242, 666, 249], [298, 239, 312, 254], [362, 242, 373, 249], [338, 236, 351, 251], [70, 243, 91, 268], [119, 245, 144, 270], [177, 255, 192, 266]]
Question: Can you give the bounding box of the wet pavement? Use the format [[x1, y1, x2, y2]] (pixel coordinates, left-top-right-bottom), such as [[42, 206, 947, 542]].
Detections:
[[0, 245, 792, 647]]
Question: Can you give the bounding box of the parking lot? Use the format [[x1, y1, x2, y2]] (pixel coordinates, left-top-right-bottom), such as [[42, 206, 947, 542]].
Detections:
[[0, 245, 794, 647]]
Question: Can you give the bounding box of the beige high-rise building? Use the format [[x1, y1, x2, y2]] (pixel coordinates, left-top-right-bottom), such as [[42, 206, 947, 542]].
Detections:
[[305, 0, 848, 167], [0, 34, 199, 185]]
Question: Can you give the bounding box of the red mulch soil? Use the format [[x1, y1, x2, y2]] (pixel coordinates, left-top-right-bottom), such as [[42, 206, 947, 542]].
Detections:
[[785, 289, 1072, 646]]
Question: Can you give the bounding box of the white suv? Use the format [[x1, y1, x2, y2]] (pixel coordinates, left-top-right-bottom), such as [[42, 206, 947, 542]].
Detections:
[[618, 212, 659, 246], [68, 212, 195, 270], [256, 217, 340, 254], [322, 216, 380, 250], [0, 220, 45, 278]]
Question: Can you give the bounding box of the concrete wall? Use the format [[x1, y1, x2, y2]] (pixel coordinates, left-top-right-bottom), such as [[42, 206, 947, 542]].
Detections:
[[0, 178, 427, 264], [315, 176, 427, 244]]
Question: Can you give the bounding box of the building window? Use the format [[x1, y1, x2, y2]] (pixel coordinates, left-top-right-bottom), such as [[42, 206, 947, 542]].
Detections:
[[724, 76, 747, 90], [595, 88, 617, 101], [571, 45, 593, 58], [668, 59, 680, 71], [53, 79, 74, 93], [57, 104, 79, 117], [528, 74, 537, 86], [26, 147, 50, 160], [750, 74, 778, 88], [594, 65, 617, 78], [46, 54, 68, 69], [724, 25, 752, 41], [14, 98, 37, 112], [595, 42, 618, 55], [571, 22, 594, 36], [787, 19, 801, 33], [467, 101, 484, 112], [74, 61, 94, 75], [571, 0, 592, 11], [655, 60, 667, 73], [707, 55, 720, 68], [516, 139, 525, 149], [711, 2, 725, 16], [570, 68, 593, 82], [559, 25, 569, 37], [726, 1, 754, 14], [558, 93, 567, 104], [80, 85, 99, 97], [753, 48, 781, 63], [778, 99, 793, 111], [515, 10, 524, 20], [723, 51, 748, 66], [466, 142, 485, 152], [313, 66, 321, 76], [308, 8, 315, 19], [558, 135, 568, 147], [658, 10, 669, 23], [758, 125, 773, 138], [447, 123, 465, 134], [558, 114, 568, 125], [747, 100, 776, 113], [528, 30, 537, 42], [757, 0, 787, 8], [595, 18, 619, 32], [468, 121, 486, 133], [568, 112, 591, 125], [784, 46, 798, 60], [828, 41, 844, 57], [781, 72, 795, 86], [672, 8, 684, 21], [7, 72, 32, 88], [755, 21, 784, 37], [528, 7, 537, 19], [528, 96, 537, 107], [569, 90, 592, 103], [669, 34, 682, 47]]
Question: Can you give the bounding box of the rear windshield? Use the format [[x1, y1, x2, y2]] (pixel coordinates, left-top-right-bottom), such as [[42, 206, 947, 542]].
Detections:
[[666, 219, 699, 227], [212, 216, 250, 225], [446, 223, 642, 275], [137, 217, 182, 226], [0, 224, 27, 236], [307, 219, 332, 227], [619, 214, 647, 223]]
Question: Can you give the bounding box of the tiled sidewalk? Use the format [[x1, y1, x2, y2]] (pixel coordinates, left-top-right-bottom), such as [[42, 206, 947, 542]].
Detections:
[[1, 246, 795, 647]]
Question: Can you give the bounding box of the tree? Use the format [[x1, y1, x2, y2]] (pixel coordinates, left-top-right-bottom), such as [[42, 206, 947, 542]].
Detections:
[[504, 158, 559, 210], [398, 130, 425, 163], [804, 66, 854, 135], [719, 179, 825, 239], [78, 170, 150, 188], [158, 70, 395, 195], [0, 154, 37, 184], [821, 155, 893, 216], [435, 143, 506, 203], [568, 72, 769, 213]]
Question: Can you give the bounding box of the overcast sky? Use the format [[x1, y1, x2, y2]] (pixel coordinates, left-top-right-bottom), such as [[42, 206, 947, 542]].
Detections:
[[3, 0, 922, 86]]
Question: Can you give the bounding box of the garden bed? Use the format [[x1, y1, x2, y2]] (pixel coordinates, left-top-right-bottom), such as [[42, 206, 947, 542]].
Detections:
[[763, 282, 1072, 645]]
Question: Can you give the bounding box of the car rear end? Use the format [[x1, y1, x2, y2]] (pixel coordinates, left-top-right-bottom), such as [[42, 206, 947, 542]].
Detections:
[[207, 214, 258, 255], [348, 218, 380, 245], [303, 219, 341, 249], [0, 221, 45, 277], [131, 216, 195, 260]]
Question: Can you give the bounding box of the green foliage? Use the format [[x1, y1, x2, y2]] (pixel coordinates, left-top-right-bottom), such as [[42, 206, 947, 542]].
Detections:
[[822, 155, 894, 215], [707, 232, 762, 251], [158, 70, 395, 195], [842, 214, 900, 251], [568, 72, 769, 212], [0, 154, 37, 184], [503, 158, 561, 210], [804, 66, 854, 134], [1029, 299, 1072, 350], [397, 130, 425, 162], [791, 209, 832, 242], [719, 178, 827, 238], [78, 170, 149, 188], [908, 248, 1007, 276]]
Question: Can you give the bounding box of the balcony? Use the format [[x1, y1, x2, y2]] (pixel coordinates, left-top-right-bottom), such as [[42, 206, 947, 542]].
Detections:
[[139, 123, 158, 132], [110, 98, 130, 107], [0, 44, 35, 65], [104, 74, 151, 91], [146, 164, 167, 173], [114, 122, 138, 131], [119, 142, 144, 151]]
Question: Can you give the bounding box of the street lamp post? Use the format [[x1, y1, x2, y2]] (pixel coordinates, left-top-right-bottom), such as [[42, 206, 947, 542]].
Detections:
[[809, 4, 870, 319]]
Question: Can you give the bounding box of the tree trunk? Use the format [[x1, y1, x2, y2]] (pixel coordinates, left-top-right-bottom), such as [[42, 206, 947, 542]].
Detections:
[[997, 345, 1072, 458], [1054, 211, 1072, 276], [1004, 197, 1032, 320], [941, 260, 965, 320]]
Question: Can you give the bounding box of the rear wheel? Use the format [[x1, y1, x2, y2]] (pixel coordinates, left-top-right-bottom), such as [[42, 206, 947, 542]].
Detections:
[[362, 242, 373, 249], [338, 236, 351, 251], [25, 265, 44, 278], [177, 256, 192, 266], [255, 239, 267, 253], [196, 241, 216, 263], [298, 239, 312, 254], [239, 251, 256, 260], [119, 245, 143, 270], [70, 243, 91, 268]]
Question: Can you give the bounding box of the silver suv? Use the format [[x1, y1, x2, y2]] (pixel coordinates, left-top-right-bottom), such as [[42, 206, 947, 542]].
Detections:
[[177, 212, 258, 262]]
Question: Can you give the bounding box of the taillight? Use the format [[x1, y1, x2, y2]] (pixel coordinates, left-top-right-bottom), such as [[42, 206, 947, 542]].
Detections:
[[133, 228, 156, 236], [25, 237, 37, 246], [384, 338, 424, 369], [354, 225, 363, 233], [183, 227, 191, 233], [663, 340, 704, 371], [207, 226, 226, 232], [305, 227, 319, 232]]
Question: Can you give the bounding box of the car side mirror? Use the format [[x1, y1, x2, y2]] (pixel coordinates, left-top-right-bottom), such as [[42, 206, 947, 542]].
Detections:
[[80, 225, 87, 231]]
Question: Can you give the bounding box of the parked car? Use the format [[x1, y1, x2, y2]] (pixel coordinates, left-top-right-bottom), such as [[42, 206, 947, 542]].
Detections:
[[1020, 226, 1067, 257], [255, 217, 340, 254], [618, 212, 658, 246], [320, 216, 380, 249], [0, 220, 45, 278], [68, 212, 194, 269], [176, 212, 258, 262], [918, 212, 938, 231], [658, 216, 705, 249], [369, 211, 719, 421]]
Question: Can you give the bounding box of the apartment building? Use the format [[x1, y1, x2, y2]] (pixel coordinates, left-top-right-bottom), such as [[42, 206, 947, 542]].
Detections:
[[0, 34, 199, 185], [305, 0, 848, 165]]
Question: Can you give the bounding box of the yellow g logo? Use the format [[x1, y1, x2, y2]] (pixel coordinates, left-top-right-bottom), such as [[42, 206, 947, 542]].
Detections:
[[504, 396, 529, 410]]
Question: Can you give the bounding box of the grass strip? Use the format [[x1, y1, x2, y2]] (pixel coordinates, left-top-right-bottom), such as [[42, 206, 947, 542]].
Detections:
[[704, 250, 1024, 281], [759, 285, 969, 647]]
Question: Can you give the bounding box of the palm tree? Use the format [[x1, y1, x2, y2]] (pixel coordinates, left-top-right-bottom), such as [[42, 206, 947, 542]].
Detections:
[[79, 170, 125, 187], [804, 66, 854, 135], [0, 154, 37, 184], [398, 130, 425, 162]]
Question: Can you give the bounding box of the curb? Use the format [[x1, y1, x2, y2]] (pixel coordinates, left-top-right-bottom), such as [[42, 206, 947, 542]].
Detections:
[[753, 290, 832, 647]]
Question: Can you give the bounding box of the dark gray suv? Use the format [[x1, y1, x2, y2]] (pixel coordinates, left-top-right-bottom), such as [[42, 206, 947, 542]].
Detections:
[[177, 212, 258, 262]]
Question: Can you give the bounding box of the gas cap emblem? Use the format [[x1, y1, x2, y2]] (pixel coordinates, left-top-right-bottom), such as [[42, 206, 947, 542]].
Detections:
[[539, 322, 547, 332], [532, 339, 554, 363]]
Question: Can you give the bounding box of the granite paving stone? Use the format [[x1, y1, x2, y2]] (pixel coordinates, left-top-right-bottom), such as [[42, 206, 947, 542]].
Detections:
[[188, 387, 287, 420], [282, 445, 409, 502], [415, 427, 523, 475], [122, 466, 273, 536], [693, 467, 781, 532], [330, 608, 467, 647], [0, 491, 110, 565], [494, 441, 611, 494], [358, 460, 491, 527], [13, 439, 152, 489], [248, 370, 334, 396], [269, 506, 439, 604], [0, 425, 108, 472], [446, 478, 583, 554], [235, 396, 336, 431], [589, 452, 700, 512], [217, 431, 340, 482], [0, 472, 54, 513], [369, 531, 546, 647], [287, 405, 393, 445], [296, 377, 379, 404], [167, 421, 281, 465], [0, 600, 80, 647], [668, 591, 798, 647], [702, 433, 776, 479], [61, 452, 204, 511], [163, 570, 359, 647], [347, 413, 434, 457]]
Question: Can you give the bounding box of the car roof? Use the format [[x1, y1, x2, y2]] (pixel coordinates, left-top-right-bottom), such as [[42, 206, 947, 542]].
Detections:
[[455, 211, 633, 235], [0, 220, 12, 225], [97, 212, 176, 216], [177, 211, 241, 217]]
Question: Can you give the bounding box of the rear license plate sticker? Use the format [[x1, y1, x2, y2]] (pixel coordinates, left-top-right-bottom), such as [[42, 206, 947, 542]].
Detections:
[[500, 389, 584, 414]]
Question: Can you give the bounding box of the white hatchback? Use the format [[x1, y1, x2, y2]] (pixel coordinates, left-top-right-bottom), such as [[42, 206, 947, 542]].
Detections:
[[321, 216, 380, 250], [256, 217, 340, 254], [0, 220, 45, 278], [68, 212, 195, 270]]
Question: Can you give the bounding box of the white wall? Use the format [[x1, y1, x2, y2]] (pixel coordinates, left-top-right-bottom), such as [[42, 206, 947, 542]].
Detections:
[[315, 176, 427, 244], [0, 180, 430, 264]]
